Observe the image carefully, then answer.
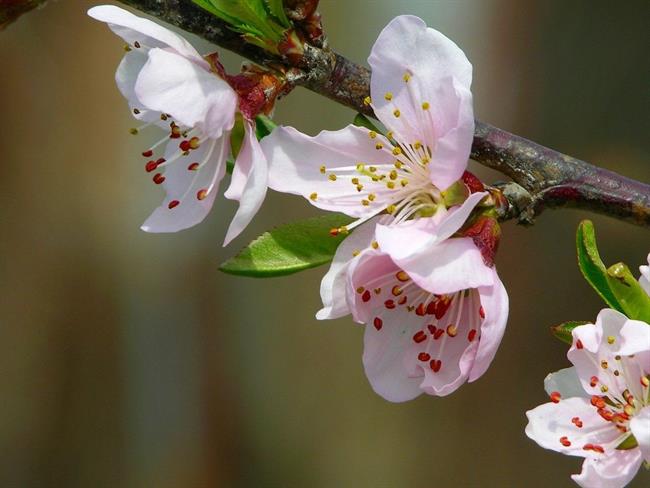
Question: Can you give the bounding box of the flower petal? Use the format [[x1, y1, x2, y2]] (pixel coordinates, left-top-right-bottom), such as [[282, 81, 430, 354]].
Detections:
[[368, 15, 473, 190], [468, 268, 509, 381], [141, 135, 228, 232], [115, 50, 162, 124], [263, 125, 398, 218], [134, 48, 237, 139], [525, 397, 623, 457], [316, 218, 379, 320], [88, 5, 203, 62], [617, 318, 650, 356], [223, 121, 268, 246], [639, 253, 650, 295], [572, 450, 642, 488], [543, 367, 586, 398], [630, 405, 650, 463]]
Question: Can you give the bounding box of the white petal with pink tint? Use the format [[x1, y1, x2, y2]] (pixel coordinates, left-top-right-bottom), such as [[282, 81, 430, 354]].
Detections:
[[135, 48, 237, 139], [572, 450, 643, 488], [543, 367, 585, 398], [630, 406, 650, 462], [223, 121, 268, 246], [639, 253, 650, 295], [88, 5, 203, 62]]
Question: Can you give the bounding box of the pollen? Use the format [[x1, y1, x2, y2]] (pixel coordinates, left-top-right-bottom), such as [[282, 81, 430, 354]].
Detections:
[[413, 141, 422, 150], [375, 143, 384, 150], [389, 170, 398, 180], [196, 189, 208, 200], [393, 109, 401, 118], [371, 241, 379, 249], [356, 163, 365, 171], [328, 174, 337, 181], [168, 200, 180, 209], [368, 193, 376, 201], [187, 162, 199, 171], [363, 96, 372, 106], [368, 131, 377, 139], [384, 92, 393, 101], [361, 199, 370, 206], [369, 166, 377, 172], [352, 250, 360, 257], [320, 165, 326, 174], [386, 204, 396, 214], [400, 179, 409, 187], [607, 335, 615, 344], [309, 192, 318, 201], [641, 376, 650, 387], [160, 113, 169, 121], [386, 181, 395, 189], [351, 177, 359, 185], [421, 102, 430, 110], [356, 184, 364, 192], [392, 147, 402, 155], [387, 131, 393, 139], [394, 161, 403, 169], [189, 137, 200, 149], [396, 271, 409, 282], [403, 73, 411, 82]]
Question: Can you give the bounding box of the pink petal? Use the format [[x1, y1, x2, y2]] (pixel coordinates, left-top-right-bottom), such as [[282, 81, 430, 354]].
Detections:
[[134, 48, 237, 139], [223, 121, 268, 246], [88, 5, 203, 63], [368, 15, 473, 190], [525, 397, 623, 457], [639, 253, 650, 295], [141, 135, 228, 232], [115, 51, 163, 124], [630, 406, 650, 463], [617, 318, 650, 356], [468, 268, 509, 381], [572, 450, 642, 488], [262, 125, 398, 218], [543, 367, 586, 398], [316, 218, 379, 321]]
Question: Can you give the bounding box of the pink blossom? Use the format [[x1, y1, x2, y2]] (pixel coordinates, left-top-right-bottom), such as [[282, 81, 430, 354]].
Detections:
[[263, 15, 474, 233], [88, 5, 267, 244], [526, 309, 650, 487], [317, 193, 508, 402]]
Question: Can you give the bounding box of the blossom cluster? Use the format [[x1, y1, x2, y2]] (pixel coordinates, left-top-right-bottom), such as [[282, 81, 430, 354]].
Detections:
[[89, 6, 648, 487]]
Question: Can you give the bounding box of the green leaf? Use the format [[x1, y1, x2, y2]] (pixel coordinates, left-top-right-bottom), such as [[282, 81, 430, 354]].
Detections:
[[352, 113, 383, 134], [606, 262, 650, 322], [220, 214, 353, 277], [264, 0, 291, 28], [255, 114, 277, 139], [576, 220, 623, 311], [550, 320, 589, 345], [229, 115, 245, 159], [616, 434, 638, 450]]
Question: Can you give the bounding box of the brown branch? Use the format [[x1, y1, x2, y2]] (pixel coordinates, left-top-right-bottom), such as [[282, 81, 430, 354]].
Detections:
[[0, 0, 48, 29], [119, 0, 650, 227]]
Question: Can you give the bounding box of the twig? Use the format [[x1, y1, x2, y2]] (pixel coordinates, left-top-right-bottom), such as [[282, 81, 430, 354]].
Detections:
[[117, 0, 650, 227]]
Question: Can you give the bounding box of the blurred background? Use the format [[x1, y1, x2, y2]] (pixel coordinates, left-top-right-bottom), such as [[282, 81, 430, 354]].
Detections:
[[1, 0, 648, 487]]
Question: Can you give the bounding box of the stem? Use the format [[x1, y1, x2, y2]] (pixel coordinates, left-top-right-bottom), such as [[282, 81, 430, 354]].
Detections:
[[118, 0, 649, 227]]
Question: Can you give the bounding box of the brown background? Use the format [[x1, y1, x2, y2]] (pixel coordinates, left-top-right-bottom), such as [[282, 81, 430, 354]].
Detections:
[[1, 0, 648, 487]]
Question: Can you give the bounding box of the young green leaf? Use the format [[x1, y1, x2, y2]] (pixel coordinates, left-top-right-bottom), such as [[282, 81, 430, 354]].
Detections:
[[550, 320, 590, 345], [352, 113, 383, 134], [219, 214, 353, 277], [576, 220, 623, 311], [263, 0, 291, 28], [255, 114, 277, 139], [606, 262, 650, 322]]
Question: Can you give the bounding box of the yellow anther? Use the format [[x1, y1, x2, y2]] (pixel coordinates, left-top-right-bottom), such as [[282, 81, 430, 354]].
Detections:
[[389, 170, 398, 180], [363, 96, 372, 106], [375, 143, 384, 150], [624, 404, 634, 416], [641, 376, 650, 387], [387, 131, 393, 139], [356, 286, 365, 293], [339, 226, 349, 235], [371, 176, 379, 182], [400, 179, 409, 187], [160, 113, 169, 121], [414, 141, 422, 150], [356, 184, 364, 192], [124, 44, 132, 52], [319, 165, 326, 174], [328, 174, 337, 181], [601, 360, 608, 369], [394, 161, 403, 169], [421, 156, 430, 164], [352, 250, 360, 257], [361, 199, 370, 206], [392, 147, 402, 156], [371, 241, 379, 249], [386, 204, 396, 214], [607, 335, 615, 344], [421, 101, 430, 110], [393, 109, 401, 118], [129, 128, 139, 135], [309, 192, 318, 201], [351, 177, 359, 185], [384, 92, 393, 101], [386, 181, 395, 189], [368, 193, 376, 201], [403, 73, 411, 82], [356, 163, 365, 171], [600, 385, 609, 393], [368, 131, 377, 139], [369, 166, 377, 172]]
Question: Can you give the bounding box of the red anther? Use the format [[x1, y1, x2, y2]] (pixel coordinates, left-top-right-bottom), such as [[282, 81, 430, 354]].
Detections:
[[430, 359, 442, 372], [170, 123, 182, 139], [152, 173, 165, 185], [426, 301, 437, 315], [583, 443, 593, 451], [559, 436, 571, 447], [391, 285, 403, 296], [590, 396, 606, 409], [361, 290, 371, 302], [418, 352, 431, 362], [433, 328, 444, 340], [415, 303, 426, 316], [598, 408, 614, 422], [329, 228, 339, 237], [145, 160, 159, 172], [141, 149, 154, 157], [479, 306, 485, 319], [373, 317, 383, 331], [168, 200, 180, 209], [196, 189, 208, 201], [571, 417, 583, 428], [398, 296, 407, 306], [179, 140, 191, 152], [187, 162, 200, 171], [413, 331, 427, 344], [592, 445, 605, 454], [590, 376, 598, 387], [467, 329, 477, 342], [435, 299, 451, 319], [576, 339, 584, 350], [384, 300, 395, 309], [427, 324, 436, 335], [550, 391, 562, 403]]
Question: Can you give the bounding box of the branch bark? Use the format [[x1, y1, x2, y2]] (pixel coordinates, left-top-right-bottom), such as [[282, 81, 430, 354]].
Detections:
[[0, 0, 48, 29], [119, 0, 650, 227]]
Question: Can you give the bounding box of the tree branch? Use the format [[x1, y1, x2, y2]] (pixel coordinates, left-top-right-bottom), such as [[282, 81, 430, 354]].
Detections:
[[119, 0, 649, 227], [0, 0, 48, 29]]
